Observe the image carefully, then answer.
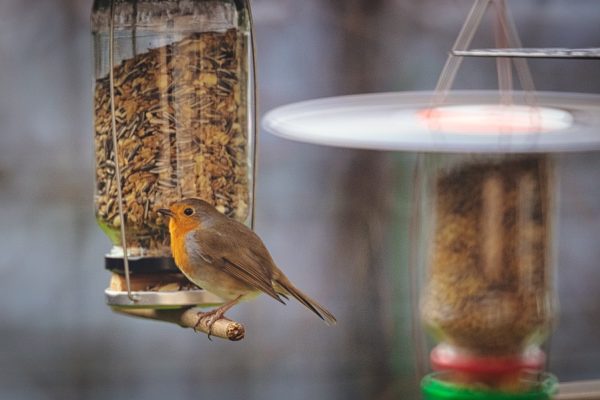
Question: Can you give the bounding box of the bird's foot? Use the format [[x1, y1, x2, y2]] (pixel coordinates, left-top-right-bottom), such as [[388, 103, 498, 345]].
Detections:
[[194, 308, 227, 340], [193, 296, 243, 340]]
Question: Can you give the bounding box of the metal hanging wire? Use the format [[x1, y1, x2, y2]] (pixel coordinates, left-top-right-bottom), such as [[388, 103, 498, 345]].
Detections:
[[247, 0, 259, 230], [432, 0, 538, 107], [432, 0, 491, 102], [109, 0, 138, 303], [447, 0, 600, 62]]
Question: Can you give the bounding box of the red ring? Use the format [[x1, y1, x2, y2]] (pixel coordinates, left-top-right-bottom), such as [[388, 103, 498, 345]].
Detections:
[[430, 344, 545, 375]]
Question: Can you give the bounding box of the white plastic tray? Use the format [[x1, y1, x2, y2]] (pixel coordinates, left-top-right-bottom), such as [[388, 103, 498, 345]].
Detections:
[[263, 91, 600, 153]]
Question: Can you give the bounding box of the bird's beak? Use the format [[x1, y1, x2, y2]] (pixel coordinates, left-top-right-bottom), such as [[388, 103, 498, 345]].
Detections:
[[157, 208, 174, 218]]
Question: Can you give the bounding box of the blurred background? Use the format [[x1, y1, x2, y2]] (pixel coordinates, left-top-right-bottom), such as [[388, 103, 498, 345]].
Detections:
[[1, 0, 599, 399]]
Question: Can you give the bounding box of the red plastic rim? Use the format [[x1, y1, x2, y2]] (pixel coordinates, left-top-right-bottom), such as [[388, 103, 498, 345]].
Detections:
[[416, 105, 569, 135], [431, 345, 546, 375]]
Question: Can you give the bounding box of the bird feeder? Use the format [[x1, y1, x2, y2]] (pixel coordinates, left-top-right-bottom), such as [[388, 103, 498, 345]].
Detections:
[[91, 0, 256, 336], [263, 0, 600, 396]]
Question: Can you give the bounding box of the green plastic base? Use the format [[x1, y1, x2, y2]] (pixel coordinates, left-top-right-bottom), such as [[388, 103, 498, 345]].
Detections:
[[421, 372, 558, 400]]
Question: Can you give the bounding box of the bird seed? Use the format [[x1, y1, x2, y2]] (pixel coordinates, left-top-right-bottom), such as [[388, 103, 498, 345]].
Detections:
[[421, 156, 553, 355], [94, 29, 251, 256]]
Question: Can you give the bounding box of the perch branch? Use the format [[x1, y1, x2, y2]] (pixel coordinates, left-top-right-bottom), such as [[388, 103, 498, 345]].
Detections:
[[112, 306, 245, 341]]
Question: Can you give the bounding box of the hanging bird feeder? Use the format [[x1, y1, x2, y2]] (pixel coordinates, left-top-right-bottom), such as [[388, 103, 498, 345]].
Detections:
[[263, 0, 600, 396], [91, 0, 257, 340]]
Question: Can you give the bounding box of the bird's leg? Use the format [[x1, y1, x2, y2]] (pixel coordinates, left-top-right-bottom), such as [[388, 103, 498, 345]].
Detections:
[[195, 295, 243, 339]]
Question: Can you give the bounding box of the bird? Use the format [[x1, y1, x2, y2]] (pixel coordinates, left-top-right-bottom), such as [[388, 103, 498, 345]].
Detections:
[[157, 198, 336, 335]]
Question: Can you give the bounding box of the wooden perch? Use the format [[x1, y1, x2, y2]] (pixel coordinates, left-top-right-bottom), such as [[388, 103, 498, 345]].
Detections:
[[113, 306, 245, 341]]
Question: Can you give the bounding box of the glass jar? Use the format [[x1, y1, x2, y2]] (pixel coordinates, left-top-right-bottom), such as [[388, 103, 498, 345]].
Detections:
[[416, 153, 556, 367], [92, 0, 255, 265]]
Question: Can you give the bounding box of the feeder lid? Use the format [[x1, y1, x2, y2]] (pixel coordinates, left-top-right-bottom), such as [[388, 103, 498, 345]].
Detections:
[[262, 90, 600, 153], [421, 372, 558, 400]]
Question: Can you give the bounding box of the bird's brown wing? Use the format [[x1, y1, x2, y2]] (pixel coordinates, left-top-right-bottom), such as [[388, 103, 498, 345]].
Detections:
[[191, 224, 285, 304]]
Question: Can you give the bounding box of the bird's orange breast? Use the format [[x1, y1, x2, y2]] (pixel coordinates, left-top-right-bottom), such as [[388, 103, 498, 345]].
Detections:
[[171, 230, 190, 271], [169, 218, 199, 275]]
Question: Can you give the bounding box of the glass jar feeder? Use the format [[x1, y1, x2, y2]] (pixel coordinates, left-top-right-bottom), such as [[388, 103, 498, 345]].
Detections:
[[262, 0, 600, 393], [414, 151, 556, 385], [263, 88, 600, 396], [91, 0, 257, 308]]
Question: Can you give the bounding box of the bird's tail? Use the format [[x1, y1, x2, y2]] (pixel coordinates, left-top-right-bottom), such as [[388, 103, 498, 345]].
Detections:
[[274, 278, 337, 326]]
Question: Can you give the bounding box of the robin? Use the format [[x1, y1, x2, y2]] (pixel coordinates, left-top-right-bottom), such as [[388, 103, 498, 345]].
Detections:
[[158, 198, 336, 335]]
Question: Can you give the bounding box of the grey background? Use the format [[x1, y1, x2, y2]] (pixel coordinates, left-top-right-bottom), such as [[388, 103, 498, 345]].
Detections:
[[0, 0, 599, 399]]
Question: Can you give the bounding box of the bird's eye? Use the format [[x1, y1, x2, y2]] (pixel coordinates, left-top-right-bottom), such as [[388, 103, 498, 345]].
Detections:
[[183, 207, 194, 216]]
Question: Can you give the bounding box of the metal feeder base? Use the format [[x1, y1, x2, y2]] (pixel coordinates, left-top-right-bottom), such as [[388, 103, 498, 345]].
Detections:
[[105, 289, 224, 309]]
